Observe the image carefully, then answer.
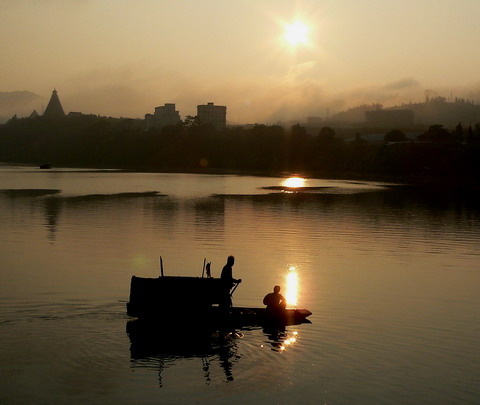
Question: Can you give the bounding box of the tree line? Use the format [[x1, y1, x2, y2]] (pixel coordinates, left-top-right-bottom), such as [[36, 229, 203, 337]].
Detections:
[[1, 115, 480, 184]]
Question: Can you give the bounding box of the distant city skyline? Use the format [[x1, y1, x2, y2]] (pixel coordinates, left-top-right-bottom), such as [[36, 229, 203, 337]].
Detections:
[[4, 87, 480, 130], [2, 0, 480, 122]]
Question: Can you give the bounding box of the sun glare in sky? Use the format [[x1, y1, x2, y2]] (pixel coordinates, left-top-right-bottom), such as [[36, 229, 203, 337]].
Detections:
[[284, 21, 309, 46]]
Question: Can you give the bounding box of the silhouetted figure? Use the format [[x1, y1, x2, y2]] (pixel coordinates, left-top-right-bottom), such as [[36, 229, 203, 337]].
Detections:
[[220, 255, 241, 309], [263, 285, 286, 310], [218, 344, 234, 382], [263, 325, 287, 352]]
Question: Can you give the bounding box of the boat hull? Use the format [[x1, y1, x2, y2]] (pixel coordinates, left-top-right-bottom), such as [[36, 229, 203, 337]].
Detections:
[[127, 275, 312, 327]]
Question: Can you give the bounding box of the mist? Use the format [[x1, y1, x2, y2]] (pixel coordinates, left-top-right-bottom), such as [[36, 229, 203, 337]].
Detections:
[[50, 73, 480, 124], [3, 66, 480, 125]]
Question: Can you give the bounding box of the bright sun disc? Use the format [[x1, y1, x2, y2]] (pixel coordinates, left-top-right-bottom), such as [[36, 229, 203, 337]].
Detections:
[[284, 21, 308, 46]]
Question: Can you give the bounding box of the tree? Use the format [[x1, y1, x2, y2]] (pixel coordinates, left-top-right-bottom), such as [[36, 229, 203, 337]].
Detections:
[[418, 124, 453, 143], [318, 126, 335, 143], [290, 123, 307, 138], [454, 122, 464, 142], [183, 115, 199, 127], [384, 129, 406, 143], [353, 132, 367, 145]]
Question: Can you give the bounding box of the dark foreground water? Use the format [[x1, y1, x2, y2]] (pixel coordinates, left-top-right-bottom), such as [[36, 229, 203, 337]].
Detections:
[[0, 165, 479, 404]]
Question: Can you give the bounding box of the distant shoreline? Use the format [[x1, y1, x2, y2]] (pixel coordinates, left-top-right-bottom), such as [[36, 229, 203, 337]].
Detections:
[[2, 117, 480, 194]]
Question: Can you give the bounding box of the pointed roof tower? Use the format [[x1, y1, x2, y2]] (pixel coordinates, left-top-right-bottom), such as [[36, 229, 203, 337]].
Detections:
[[43, 89, 65, 118]]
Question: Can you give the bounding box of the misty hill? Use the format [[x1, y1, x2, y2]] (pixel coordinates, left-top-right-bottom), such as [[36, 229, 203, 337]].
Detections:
[[330, 97, 480, 128], [0, 91, 45, 123], [329, 104, 383, 125], [390, 97, 480, 127]]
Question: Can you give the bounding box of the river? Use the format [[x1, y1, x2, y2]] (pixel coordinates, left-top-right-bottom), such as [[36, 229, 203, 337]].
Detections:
[[0, 165, 479, 404]]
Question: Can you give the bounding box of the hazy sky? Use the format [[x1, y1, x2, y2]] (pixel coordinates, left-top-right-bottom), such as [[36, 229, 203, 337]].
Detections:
[[2, 0, 480, 122]]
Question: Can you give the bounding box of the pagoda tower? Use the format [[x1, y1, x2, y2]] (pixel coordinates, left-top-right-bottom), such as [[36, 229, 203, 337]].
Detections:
[[43, 89, 65, 118]]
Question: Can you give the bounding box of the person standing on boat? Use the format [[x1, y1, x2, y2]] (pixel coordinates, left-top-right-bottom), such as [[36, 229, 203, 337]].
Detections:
[[220, 255, 241, 308], [263, 285, 287, 310]]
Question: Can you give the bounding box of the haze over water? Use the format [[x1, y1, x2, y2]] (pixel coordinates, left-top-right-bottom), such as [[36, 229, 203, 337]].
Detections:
[[0, 165, 479, 404]]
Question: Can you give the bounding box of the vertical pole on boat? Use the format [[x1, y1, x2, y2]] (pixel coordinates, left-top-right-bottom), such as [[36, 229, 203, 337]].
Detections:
[[202, 258, 206, 278], [160, 256, 164, 277]]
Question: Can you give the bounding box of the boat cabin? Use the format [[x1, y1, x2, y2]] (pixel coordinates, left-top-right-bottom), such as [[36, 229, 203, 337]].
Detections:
[[127, 276, 230, 318]]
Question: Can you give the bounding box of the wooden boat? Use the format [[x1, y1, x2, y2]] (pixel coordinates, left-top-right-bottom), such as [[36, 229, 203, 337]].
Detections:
[[209, 306, 312, 327], [127, 275, 312, 327]]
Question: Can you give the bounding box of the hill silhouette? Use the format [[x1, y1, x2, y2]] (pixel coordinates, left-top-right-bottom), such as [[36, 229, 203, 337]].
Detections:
[[0, 91, 44, 123]]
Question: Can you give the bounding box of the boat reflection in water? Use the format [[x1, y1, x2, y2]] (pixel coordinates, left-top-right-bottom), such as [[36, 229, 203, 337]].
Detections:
[[127, 320, 306, 385], [127, 320, 243, 385], [263, 326, 300, 352]]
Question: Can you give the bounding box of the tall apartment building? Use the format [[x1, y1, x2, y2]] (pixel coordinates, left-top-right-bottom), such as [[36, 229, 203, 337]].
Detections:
[[145, 103, 181, 129], [197, 102, 227, 130]]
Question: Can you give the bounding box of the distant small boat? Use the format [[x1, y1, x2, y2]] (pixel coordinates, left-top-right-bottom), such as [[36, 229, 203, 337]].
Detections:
[[39, 164, 51, 169], [127, 274, 312, 327]]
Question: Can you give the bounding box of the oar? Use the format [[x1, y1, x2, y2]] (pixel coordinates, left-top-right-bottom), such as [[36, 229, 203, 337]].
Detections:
[[202, 258, 206, 277], [160, 256, 164, 277]]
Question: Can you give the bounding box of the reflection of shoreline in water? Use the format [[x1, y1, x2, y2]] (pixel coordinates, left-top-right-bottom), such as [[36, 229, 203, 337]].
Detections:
[[57, 191, 165, 201], [0, 189, 169, 242], [126, 320, 242, 386], [194, 197, 225, 244], [213, 185, 480, 216], [0, 188, 61, 197], [43, 197, 62, 241]]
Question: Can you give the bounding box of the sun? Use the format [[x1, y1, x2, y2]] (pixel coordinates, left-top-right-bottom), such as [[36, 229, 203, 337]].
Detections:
[[284, 21, 309, 46]]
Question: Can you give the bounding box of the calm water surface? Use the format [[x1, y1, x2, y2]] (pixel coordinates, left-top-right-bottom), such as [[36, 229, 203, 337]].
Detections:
[[0, 165, 479, 404]]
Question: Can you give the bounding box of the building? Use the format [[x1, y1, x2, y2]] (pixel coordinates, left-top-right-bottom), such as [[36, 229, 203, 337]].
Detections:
[[145, 103, 181, 129], [29, 110, 39, 119], [43, 89, 65, 119], [197, 102, 226, 130]]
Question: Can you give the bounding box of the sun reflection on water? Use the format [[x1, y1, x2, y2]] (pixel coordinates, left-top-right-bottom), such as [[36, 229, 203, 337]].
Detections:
[[282, 176, 306, 188], [285, 266, 299, 307], [270, 330, 300, 352]]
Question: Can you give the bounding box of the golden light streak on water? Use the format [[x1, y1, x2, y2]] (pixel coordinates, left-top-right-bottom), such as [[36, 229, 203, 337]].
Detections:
[[285, 266, 299, 307], [282, 176, 306, 188]]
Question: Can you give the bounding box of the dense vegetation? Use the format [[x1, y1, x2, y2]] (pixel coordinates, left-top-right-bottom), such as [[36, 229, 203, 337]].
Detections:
[[1, 115, 480, 185]]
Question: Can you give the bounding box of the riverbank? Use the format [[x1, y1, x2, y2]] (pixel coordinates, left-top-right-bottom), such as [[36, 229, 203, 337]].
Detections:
[[2, 160, 479, 197]]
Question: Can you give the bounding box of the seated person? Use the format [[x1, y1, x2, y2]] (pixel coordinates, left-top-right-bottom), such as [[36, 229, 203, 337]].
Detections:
[[263, 285, 287, 310]]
